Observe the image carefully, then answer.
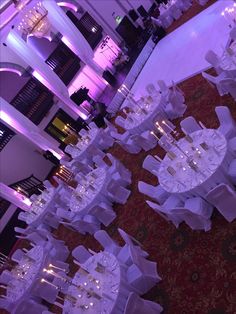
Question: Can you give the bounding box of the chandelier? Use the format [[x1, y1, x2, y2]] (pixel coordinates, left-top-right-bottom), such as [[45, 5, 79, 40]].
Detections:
[[17, 2, 51, 38]]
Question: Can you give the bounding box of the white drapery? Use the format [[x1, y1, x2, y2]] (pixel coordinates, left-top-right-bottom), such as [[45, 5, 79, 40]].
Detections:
[[43, 0, 103, 76], [6, 30, 89, 119]]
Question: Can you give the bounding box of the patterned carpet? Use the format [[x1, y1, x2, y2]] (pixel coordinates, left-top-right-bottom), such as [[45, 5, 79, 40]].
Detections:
[[2, 1, 236, 314]]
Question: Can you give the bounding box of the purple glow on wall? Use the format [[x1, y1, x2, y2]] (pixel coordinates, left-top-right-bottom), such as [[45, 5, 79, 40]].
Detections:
[[57, 1, 78, 12], [93, 36, 121, 70], [68, 65, 107, 100], [0, 110, 13, 125]]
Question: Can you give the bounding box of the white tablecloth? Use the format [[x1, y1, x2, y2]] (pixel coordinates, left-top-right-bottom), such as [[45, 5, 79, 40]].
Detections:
[[123, 95, 165, 135], [6, 246, 45, 303], [63, 252, 127, 314], [158, 129, 231, 196], [24, 187, 60, 226], [69, 168, 109, 215]]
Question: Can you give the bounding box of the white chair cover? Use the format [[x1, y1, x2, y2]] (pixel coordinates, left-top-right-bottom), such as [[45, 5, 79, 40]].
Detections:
[[206, 183, 236, 222]]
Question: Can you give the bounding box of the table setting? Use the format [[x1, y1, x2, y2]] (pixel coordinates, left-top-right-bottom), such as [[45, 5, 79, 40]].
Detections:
[[69, 167, 110, 215], [19, 186, 61, 227], [153, 126, 233, 198], [62, 252, 126, 314], [119, 88, 166, 135]]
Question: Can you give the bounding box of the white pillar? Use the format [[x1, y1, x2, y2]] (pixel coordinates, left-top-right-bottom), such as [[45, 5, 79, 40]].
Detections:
[[0, 97, 64, 160], [0, 183, 31, 211], [6, 30, 88, 120], [43, 0, 103, 76]]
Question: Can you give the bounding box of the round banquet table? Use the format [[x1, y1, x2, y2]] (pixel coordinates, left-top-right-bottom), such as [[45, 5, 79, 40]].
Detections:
[[63, 251, 128, 314], [66, 128, 102, 161], [157, 129, 233, 197], [69, 168, 110, 215], [220, 41, 236, 72], [123, 95, 165, 135], [6, 246, 47, 312], [24, 187, 61, 227]]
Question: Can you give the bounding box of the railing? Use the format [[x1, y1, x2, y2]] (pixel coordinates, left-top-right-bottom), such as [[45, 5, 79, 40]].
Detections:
[[9, 175, 43, 196]]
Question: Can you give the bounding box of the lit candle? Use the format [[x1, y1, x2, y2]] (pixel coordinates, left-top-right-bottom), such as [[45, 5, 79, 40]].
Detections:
[[41, 278, 59, 289], [49, 264, 67, 272], [162, 120, 175, 132], [118, 88, 126, 97], [56, 172, 65, 181], [150, 131, 160, 141]]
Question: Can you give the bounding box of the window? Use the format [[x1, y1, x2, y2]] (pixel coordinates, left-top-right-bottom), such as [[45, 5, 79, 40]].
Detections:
[[45, 109, 85, 149]]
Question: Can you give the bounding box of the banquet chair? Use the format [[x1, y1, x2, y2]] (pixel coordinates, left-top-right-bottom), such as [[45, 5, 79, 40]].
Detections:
[[88, 122, 98, 130], [184, 197, 213, 218], [43, 180, 54, 189], [90, 202, 116, 226], [115, 116, 126, 128], [110, 130, 130, 143], [145, 83, 158, 95], [117, 228, 149, 265], [11, 249, 25, 263], [158, 12, 174, 28], [0, 298, 13, 312], [157, 80, 170, 97], [138, 181, 169, 205], [205, 50, 222, 75], [228, 137, 236, 156], [146, 200, 183, 227], [131, 133, 156, 152], [92, 155, 109, 168], [180, 116, 202, 135], [97, 129, 114, 150], [197, 0, 209, 5], [176, 0, 191, 11], [56, 207, 75, 221], [16, 298, 48, 314], [0, 270, 13, 285], [126, 245, 161, 295], [169, 4, 182, 20], [228, 159, 236, 184], [215, 106, 236, 139], [124, 292, 163, 314], [220, 78, 236, 100], [163, 195, 183, 209], [104, 117, 117, 132], [60, 218, 99, 235], [142, 155, 160, 176], [169, 85, 186, 117], [94, 230, 121, 255], [107, 153, 132, 187], [72, 245, 92, 264], [173, 207, 212, 231], [206, 183, 236, 222], [230, 26, 236, 41], [116, 139, 142, 154], [202, 72, 228, 96], [107, 179, 131, 204]]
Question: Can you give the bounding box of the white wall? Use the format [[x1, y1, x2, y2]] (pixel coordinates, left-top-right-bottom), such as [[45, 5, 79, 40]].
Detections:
[[0, 134, 54, 186]]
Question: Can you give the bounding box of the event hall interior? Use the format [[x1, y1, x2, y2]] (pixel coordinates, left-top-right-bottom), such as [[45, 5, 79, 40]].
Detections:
[[0, 0, 236, 313]]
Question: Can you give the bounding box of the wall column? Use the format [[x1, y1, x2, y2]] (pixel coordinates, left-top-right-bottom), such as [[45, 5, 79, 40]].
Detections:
[[0, 97, 64, 160]]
